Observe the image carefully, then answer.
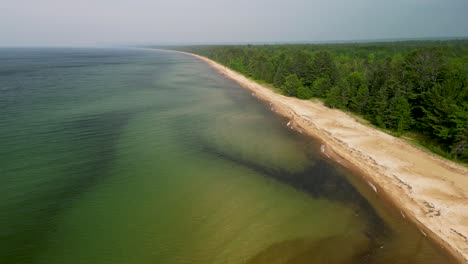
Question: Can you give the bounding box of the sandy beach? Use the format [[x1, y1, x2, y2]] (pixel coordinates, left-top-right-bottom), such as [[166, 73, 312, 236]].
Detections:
[[170, 50, 468, 263]]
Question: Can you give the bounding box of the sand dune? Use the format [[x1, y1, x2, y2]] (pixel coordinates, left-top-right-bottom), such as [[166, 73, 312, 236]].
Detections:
[[169, 50, 468, 263]]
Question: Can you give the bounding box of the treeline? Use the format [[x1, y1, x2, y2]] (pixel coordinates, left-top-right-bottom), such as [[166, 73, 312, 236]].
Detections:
[[173, 40, 468, 162]]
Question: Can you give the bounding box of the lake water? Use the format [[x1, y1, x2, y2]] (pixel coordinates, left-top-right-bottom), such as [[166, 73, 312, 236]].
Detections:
[[0, 48, 452, 263]]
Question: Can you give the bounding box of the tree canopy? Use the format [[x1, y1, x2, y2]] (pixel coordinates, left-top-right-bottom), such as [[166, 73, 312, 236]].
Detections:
[[174, 40, 468, 162]]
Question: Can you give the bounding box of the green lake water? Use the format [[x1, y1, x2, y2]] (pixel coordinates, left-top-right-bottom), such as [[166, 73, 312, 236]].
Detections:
[[0, 48, 452, 263]]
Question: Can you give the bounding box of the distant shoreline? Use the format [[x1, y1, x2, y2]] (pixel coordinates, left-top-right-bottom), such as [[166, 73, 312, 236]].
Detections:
[[160, 49, 468, 263], [144, 36, 468, 47]]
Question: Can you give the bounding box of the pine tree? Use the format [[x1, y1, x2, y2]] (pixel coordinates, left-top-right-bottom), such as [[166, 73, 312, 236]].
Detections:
[[325, 86, 343, 109], [282, 74, 302, 96]]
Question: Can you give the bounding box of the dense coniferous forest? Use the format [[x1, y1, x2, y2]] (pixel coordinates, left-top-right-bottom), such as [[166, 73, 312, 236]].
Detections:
[[175, 40, 468, 162]]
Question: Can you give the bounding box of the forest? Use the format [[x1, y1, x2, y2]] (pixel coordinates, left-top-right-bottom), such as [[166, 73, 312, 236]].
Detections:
[[174, 40, 468, 162]]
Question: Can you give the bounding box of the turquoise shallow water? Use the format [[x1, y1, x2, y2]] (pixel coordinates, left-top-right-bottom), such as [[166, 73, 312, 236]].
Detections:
[[0, 48, 452, 263]]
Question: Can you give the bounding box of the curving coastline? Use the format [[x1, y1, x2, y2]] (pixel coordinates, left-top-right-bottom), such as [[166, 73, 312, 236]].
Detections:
[[165, 49, 468, 263]]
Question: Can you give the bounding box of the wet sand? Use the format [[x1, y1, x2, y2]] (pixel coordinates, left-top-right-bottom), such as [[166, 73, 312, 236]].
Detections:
[[168, 50, 468, 263]]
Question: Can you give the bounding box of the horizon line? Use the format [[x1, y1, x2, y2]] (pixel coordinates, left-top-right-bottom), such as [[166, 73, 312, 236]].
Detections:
[[1, 36, 468, 49]]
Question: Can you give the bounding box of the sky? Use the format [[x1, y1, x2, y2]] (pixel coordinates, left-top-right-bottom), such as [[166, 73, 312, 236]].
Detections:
[[1, 0, 468, 46]]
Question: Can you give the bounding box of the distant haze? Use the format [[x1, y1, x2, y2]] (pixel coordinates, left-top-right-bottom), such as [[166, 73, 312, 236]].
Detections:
[[1, 0, 468, 47]]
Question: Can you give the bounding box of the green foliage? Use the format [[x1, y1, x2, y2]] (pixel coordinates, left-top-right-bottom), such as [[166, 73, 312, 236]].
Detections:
[[282, 74, 302, 96], [452, 127, 468, 160], [174, 40, 468, 162], [311, 77, 332, 97], [325, 86, 343, 109], [345, 72, 369, 113], [297, 86, 314, 99], [312, 51, 338, 85], [387, 94, 412, 134]]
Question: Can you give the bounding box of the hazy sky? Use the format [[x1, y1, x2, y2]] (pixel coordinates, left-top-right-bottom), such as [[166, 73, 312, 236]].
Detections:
[[1, 0, 468, 46]]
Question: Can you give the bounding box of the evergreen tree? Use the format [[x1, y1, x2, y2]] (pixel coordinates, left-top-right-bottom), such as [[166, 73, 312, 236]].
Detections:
[[368, 84, 389, 128], [282, 74, 302, 96], [386, 95, 412, 134], [310, 77, 332, 97], [325, 86, 343, 109], [297, 86, 313, 99]]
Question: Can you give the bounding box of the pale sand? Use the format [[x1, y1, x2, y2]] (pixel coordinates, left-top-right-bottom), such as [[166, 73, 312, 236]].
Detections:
[[166, 50, 468, 262]]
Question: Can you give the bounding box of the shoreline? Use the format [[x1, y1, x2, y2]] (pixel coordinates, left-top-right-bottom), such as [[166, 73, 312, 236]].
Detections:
[[166, 49, 468, 263]]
